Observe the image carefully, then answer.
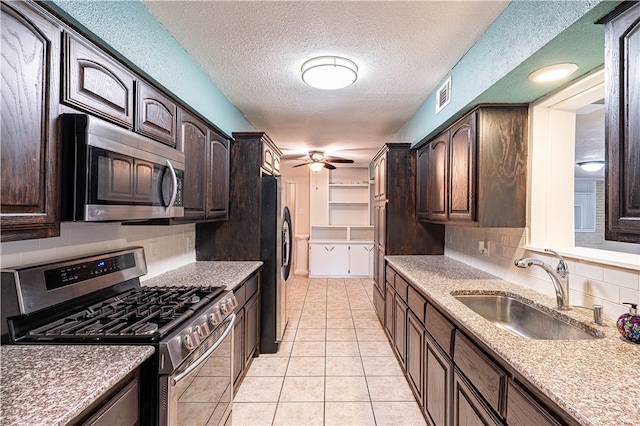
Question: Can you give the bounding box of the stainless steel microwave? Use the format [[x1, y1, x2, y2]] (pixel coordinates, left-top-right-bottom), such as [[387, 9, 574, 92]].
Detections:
[[61, 114, 184, 222]]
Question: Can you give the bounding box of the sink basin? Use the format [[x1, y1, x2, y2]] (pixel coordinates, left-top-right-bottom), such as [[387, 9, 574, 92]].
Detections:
[[453, 294, 603, 340]]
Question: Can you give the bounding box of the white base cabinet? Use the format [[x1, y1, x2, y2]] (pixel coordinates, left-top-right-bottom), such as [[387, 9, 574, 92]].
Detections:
[[309, 242, 373, 278]]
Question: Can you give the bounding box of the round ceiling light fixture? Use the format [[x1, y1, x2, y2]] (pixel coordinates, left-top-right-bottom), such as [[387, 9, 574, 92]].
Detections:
[[301, 56, 358, 90], [528, 63, 579, 83], [577, 161, 605, 172]]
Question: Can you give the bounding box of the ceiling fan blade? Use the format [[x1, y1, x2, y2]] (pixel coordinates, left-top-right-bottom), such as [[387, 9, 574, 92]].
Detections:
[[281, 154, 309, 160], [325, 158, 354, 164], [323, 162, 336, 170], [292, 163, 309, 168]]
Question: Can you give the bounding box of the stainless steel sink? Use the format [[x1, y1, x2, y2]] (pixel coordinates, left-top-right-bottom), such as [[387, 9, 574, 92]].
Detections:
[[453, 294, 603, 340]]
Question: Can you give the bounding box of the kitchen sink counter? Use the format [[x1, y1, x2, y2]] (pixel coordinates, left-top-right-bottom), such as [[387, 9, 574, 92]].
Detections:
[[142, 261, 263, 291], [0, 345, 154, 426], [385, 255, 639, 426]]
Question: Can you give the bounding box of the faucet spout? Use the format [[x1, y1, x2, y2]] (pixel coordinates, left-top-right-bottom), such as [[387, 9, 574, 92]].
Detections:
[[514, 251, 570, 310]]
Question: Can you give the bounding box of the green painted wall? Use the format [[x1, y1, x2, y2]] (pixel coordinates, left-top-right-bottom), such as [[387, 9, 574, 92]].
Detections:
[[48, 0, 254, 137], [392, 0, 619, 147]]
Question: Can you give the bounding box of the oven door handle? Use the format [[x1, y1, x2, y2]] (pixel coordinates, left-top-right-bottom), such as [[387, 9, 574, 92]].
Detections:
[[171, 313, 235, 385]]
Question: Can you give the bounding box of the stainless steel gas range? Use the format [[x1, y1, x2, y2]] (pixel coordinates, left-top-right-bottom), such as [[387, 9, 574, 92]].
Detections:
[[1, 247, 236, 426]]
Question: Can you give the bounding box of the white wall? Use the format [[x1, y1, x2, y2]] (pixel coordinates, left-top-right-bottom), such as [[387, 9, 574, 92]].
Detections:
[[0, 222, 195, 281], [445, 225, 640, 322]]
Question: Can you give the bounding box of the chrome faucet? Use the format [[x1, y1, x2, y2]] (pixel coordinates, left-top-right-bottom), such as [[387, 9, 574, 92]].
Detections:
[[514, 249, 570, 310]]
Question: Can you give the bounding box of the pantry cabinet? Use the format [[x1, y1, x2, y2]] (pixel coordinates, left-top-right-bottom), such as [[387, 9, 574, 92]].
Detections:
[[371, 144, 444, 322], [1, 1, 61, 242], [416, 105, 528, 227], [600, 2, 640, 243]]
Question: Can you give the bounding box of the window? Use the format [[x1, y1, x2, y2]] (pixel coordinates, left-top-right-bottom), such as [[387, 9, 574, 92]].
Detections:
[[528, 67, 639, 266]]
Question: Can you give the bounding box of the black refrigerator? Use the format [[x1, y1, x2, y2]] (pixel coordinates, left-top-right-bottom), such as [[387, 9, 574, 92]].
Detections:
[[260, 175, 292, 353]]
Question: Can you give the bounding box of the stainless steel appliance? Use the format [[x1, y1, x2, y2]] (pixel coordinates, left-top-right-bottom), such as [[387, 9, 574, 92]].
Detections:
[[1, 247, 236, 426], [60, 114, 185, 222], [260, 175, 293, 353]]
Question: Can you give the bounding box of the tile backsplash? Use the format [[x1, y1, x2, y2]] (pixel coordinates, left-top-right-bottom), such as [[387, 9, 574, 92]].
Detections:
[[445, 225, 640, 322], [0, 222, 195, 281]]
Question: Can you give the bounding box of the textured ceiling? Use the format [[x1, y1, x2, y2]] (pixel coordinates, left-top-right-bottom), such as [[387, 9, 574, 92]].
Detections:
[[141, 0, 510, 165]]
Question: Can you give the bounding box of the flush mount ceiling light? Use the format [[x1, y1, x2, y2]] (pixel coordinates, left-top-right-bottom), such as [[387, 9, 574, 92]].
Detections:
[[308, 161, 325, 172], [528, 63, 579, 83], [301, 56, 358, 90], [577, 161, 605, 172]]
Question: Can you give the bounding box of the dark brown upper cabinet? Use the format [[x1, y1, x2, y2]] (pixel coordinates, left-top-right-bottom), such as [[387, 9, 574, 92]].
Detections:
[[1, 1, 61, 242], [63, 32, 134, 128], [600, 2, 640, 243], [179, 109, 209, 221], [206, 129, 230, 221], [135, 81, 177, 147], [417, 105, 528, 227]]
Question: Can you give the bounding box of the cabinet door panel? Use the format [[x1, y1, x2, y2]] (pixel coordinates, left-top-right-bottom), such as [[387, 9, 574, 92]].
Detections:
[[429, 135, 449, 221], [448, 115, 476, 222], [406, 312, 424, 400], [425, 333, 452, 426], [416, 146, 429, 220], [244, 292, 259, 365], [233, 307, 245, 386], [1, 2, 60, 241], [309, 244, 331, 276], [604, 2, 640, 241], [63, 33, 134, 127], [393, 295, 407, 365], [506, 379, 560, 426], [135, 81, 177, 147], [206, 134, 229, 220], [453, 369, 502, 426], [179, 110, 207, 221], [384, 286, 395, 339]]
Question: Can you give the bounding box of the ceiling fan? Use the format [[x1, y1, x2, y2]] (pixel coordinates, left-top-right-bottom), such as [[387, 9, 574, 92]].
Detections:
[[291, 150, 354, 171]]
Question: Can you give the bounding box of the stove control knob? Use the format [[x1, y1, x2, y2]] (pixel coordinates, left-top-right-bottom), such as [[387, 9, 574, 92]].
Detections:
[[195, 323, 210, 339], [209, 309, 222, 326], [221, 298, 235, 315], [183, 332, 201, 351], [229, 296, 239, 309]]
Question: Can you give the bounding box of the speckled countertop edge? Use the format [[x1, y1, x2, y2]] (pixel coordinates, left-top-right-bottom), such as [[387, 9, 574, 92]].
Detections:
[[141, 261, 263, 291], [0, 345, 155, 426], [385, 255, 640, 426]]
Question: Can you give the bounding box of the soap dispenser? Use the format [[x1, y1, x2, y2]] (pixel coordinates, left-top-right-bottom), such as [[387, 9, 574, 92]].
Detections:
[[616, 303, 640, 344]]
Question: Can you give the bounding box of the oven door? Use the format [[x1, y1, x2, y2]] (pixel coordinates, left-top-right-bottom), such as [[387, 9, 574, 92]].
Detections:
[[160, 314, 235, 426]]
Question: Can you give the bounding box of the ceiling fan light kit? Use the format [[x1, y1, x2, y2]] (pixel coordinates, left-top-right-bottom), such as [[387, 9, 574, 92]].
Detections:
[[301, 56, 358, 90], [308, 161, 325, 172]]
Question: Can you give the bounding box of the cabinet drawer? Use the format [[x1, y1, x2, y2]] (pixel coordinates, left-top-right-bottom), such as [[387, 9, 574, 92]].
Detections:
[[425, 304, 455, 356], [385, 265, 396, 288], [234, 283, 247, 308], [407, 286, 426, 323], [63, 32, 134, 128], [507, 379, 561, 426], [81, 375, 138, 426], [244, 273, 259, 301], [454, 332, 507, 416], [395, 274, 409, 300]]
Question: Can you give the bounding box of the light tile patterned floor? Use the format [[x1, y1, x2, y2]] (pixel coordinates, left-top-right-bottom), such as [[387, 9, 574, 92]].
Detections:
[[232, 276, 427, 426]]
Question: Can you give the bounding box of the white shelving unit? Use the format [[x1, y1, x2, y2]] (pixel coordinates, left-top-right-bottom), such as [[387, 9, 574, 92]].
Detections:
[[309, 167, 374, 278]]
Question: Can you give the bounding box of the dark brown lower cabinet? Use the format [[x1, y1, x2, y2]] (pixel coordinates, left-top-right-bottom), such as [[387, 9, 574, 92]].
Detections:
[[506, 379, 561, 426], [393, 294, 407, 365], [453, 368, 502, 426], [233, 307, 245, 386], [233, 272, 260, 392], [373, 283, 385, 324], [244, 292, 259, 366], [406, 312, 424, 400], [424, 332, 452, 426], [384, 285, 395, 339], [383, 263, 577, 426]]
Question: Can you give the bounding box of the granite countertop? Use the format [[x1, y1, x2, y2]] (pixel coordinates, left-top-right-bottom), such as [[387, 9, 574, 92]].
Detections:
[[385, 255, 639, 426], [142, 261, 263, 291], [0, 345, 154, 426]]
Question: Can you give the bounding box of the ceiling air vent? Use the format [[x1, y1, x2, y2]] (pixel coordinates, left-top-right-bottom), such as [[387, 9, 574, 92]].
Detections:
[[435, 76, 452, 114]]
